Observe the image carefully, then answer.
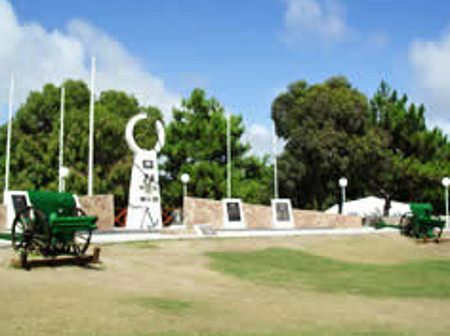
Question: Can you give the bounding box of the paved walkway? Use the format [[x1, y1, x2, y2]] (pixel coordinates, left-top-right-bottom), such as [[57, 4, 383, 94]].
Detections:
[[2, 226, 445, 247]]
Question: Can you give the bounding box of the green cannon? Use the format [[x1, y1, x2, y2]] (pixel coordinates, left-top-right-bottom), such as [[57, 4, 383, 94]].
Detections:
[[10, 191, 98, 265], [376, 203, 445, 242]]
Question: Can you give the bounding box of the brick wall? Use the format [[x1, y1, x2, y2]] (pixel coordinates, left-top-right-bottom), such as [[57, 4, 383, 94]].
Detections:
[[183, 197, 362, 230], [78, 195, 115, 231]]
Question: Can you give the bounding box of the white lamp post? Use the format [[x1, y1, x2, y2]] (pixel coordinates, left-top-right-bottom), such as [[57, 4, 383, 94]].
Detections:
[[442, 177, 450, 229], [59, 166, 70, 193], [339, 177, 348, 215], [181, 173, 190, 199]]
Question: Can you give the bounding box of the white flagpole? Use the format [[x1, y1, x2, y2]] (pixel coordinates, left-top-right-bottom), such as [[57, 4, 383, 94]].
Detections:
[[227, 112, 231, 199], [59, 87, 65, 193], [88, 57, 95, 196], [4, 74, 14, 193], [273, 123, 279, 199]]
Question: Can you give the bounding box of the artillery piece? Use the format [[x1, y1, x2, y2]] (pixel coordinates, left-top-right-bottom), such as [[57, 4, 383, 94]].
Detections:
[[376, 203, 445, 242], [10, 191, 98, 267]]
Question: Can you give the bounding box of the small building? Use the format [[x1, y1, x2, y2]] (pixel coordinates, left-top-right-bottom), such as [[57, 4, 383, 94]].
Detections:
[[325, 196, 410, 217]]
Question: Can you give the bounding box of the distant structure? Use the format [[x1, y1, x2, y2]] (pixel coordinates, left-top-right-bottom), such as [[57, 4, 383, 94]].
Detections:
[[326, 196, 410, 217]]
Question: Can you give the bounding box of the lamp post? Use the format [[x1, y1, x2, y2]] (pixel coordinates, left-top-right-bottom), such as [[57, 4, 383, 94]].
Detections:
[[59, 166, 70, 193], [339, 177, 348, 215], [181, 173, 190, 199], [442, 177, 450, 229]]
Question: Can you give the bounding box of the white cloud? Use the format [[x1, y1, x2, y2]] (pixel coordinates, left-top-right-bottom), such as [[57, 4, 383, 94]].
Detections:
[[283, 0, 349, 44], [0, 0, 180, 120], [243, 123, 285, 158], [409, 29, 450, 132]]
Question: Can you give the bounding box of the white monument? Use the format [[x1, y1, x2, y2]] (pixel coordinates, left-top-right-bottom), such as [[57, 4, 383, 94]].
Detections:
[[125, 113, 165, 230]]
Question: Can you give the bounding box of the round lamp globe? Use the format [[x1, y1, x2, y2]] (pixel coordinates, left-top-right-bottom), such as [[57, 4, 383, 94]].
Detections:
[[339, 177, 348, 188], [181, 173, 190, 184], [60, 166, 70, 179], [442, 177, 450, 188]]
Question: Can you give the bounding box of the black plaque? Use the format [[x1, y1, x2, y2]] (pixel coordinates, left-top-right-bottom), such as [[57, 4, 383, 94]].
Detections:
[[276, 202, 290, 222], [227, 202, 241, 222], [143, 160, 153, 169], [12, 195, 28, 213]]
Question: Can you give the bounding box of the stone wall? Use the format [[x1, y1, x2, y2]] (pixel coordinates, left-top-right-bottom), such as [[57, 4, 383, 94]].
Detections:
[[183, 197, 362, 230], [0, 205, 6, 231], [78, 195, 115, 231]]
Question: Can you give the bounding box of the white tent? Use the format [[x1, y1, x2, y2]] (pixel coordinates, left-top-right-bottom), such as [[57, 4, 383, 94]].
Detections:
[[325, 196, 410, 217]]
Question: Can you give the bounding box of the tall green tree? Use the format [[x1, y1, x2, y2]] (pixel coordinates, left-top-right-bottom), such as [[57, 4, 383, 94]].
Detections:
[[272, 76, 387, 210], [0, 80, 162, 208], [369, 81, 450, 213], [161, 89, 271, 207]]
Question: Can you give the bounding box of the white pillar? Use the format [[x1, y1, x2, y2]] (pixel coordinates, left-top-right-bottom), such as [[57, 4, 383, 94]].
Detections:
[[446, 186, 449, 229], [88, 57, 95, 196], [339, 177, 348, 215], [342, 187, 346, 213], [273, 123, 279, 199], [4, 74, 14, 193], [227, 113, 231, 199], [59, 87, 65, 193], [442, 178, 450, 229]]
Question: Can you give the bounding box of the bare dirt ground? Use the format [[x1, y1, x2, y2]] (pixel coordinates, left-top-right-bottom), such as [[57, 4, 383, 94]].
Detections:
[[0, 233, 450, 335]]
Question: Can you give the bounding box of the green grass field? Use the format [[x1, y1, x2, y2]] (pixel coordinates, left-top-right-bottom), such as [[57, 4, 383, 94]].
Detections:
[[209, 247, 450, 298], [0, 234, 449, 335]]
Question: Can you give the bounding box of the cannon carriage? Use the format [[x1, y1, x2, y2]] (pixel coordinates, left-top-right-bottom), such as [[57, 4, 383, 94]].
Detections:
[[376, 203, 445, 242], [10, 191, 98, 266]]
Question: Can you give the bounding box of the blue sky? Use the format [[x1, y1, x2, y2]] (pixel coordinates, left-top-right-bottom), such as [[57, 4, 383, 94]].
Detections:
[[3, 0, 450, 154]]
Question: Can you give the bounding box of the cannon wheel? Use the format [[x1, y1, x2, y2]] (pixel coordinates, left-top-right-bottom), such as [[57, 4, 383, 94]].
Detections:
[[431, 226, 444, 243], [72, 208, 92, 256], [12, 207, 50, 260], [399, 213, 414, 237]]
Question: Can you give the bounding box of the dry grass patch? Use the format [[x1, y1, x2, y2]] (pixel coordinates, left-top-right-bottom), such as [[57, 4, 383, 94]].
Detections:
[[0, 233, 449, 335]]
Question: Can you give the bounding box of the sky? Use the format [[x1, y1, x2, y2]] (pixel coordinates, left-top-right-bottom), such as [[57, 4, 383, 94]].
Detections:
[[2, 0, 450, 156]]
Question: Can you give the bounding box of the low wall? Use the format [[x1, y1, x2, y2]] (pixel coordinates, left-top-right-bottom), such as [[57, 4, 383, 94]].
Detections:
[[78, 195, 115, 231], [183, 197, 362, 230], [0, 205, 6, 231]]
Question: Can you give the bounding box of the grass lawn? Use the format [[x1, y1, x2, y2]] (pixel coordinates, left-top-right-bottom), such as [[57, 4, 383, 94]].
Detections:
[[209, 247, 450, 298], [0, 233, 449, 335]]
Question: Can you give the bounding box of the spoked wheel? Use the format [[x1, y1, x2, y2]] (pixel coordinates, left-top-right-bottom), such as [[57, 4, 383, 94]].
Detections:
[[431, 226, 443, 243], [72, 208, 92, 256], [399, 214, 414, 237], [11, 208, 33, 251], [12, 207, 51, 264]]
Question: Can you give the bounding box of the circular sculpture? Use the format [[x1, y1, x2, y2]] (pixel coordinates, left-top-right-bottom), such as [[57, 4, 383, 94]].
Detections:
[[125, 113, 165, 230]]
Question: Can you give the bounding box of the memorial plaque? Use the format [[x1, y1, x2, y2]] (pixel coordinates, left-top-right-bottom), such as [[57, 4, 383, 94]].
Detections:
[[222, 199, 246, 229], [271, 199, 294, 228], [227, 202, 242, 222], [276, 202, 290, 222], [12, 195, 28, 213]]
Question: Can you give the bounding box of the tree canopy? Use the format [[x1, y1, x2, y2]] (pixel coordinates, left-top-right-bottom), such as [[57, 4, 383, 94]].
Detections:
[[272, 77, 450, 213], [0, 80, 161, 208], [0, 76, 449, 215], [161, 88, 271, 207]]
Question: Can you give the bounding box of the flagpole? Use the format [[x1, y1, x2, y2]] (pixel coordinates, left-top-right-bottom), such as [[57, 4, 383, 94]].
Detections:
[[88, 57, 95, 196], [4, 74, 14, 193], [59, 87, 65, 193], [273, 123, 279, 199], [227, 113, 231, 199]]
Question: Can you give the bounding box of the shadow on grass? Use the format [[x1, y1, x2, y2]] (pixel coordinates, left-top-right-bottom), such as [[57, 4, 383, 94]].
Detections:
[[208, 248, 450, 299]]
